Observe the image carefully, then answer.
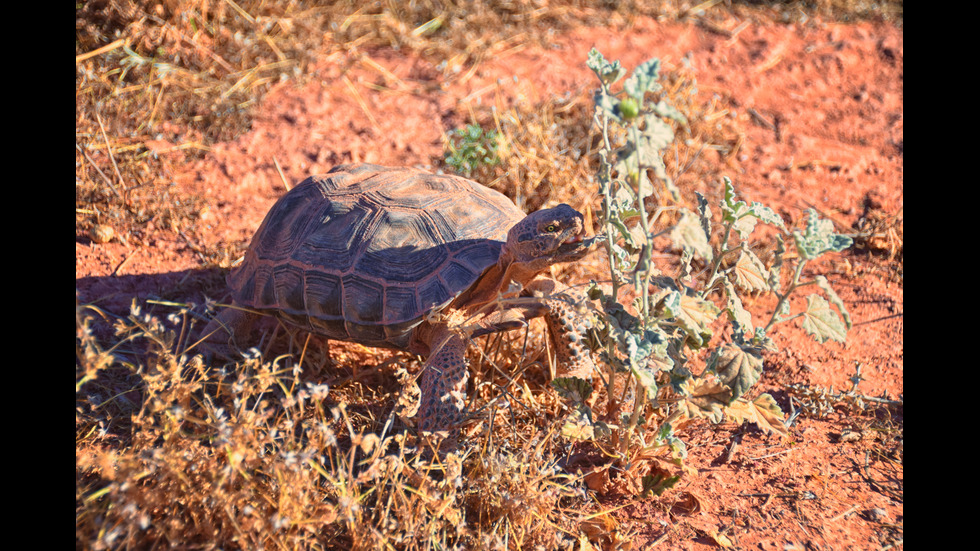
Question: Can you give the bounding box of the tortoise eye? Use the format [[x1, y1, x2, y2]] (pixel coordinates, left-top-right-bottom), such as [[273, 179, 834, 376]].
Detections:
[[545, 224, 557, 233]]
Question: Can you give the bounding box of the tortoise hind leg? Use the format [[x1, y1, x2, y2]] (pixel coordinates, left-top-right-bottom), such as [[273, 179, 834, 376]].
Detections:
[[198, 305, 262, 359]]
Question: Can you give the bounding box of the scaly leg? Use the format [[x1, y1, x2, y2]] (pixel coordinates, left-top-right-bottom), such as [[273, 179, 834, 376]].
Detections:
[[417, 329, 470, 432], [543, 295, 597, 381], [544, 293, 634, 418]]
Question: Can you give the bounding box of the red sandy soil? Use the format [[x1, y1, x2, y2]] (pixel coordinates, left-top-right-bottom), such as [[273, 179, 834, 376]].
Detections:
[[76, 15, 903, 549]]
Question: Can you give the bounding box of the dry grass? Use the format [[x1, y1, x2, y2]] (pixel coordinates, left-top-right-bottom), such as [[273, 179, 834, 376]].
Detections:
[[75, 0, 900, 258], [76, 298, 590, 549], [77, 1, 901, 548]]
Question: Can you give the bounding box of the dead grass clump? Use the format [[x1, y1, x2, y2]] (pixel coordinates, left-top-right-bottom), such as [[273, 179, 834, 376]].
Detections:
[[657, 62, 744, 198], [326, 1, 643, 74], [76, 301, 608, 549], [76, 0, 330, 141], [462, 438, 582, 549], [77, 0, 334, 264], [326, 0, 904, 72], [852, 203, 903, 269], [469, 94, 598, 214]]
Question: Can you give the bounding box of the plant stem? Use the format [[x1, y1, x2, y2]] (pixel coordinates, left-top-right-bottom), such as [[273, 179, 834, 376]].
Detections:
[[704, 218, 735, 295], [593, 89, 627, 436], [764, 258, 807, 334], [629, 123, 654, 328], [596, 100, 621, 304]]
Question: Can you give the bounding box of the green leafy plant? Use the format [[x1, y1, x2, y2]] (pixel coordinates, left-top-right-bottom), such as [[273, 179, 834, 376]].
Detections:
[[569, 49, 853, 466], [444, 123, 501, 176]]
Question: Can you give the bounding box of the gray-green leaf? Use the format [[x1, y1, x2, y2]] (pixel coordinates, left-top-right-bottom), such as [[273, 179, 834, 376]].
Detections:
[[793, 209, 853, 260], [745, 202, 785, 230], [706, 342, 764, 402], [624, 329, 672, 400], [769, 233, 786, 293], [593, 89, 623, 123], [587, 48, 625, 85], [623, 58, 662, 101], [729, 248, 770, 293], [641, 115, 675, 153], [670, 210, 714, 262], [801, 294, 849, 343], [552, 377, 594, 403], [722, 279, 754, 338], [721, 177, 742, 224], [696, 191, 712, 241], [721, 177, 785, 238], [814, 275, 852, 329], [650, 99, 688, 126]]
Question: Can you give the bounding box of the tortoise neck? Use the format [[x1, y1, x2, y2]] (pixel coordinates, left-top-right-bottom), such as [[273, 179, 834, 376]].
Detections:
[[463, 254, 542, 311]]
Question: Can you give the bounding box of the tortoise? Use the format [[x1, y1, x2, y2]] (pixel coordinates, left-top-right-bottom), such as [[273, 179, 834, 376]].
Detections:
[[202, 163, 601, 432]]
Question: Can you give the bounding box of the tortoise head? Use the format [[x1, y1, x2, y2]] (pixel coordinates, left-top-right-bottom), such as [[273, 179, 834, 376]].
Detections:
[[502, 204, 599, 271]]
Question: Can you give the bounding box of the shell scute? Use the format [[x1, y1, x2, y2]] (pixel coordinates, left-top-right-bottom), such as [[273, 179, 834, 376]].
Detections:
[[303, 270, 343, 319], [273, 264, 306, 313]]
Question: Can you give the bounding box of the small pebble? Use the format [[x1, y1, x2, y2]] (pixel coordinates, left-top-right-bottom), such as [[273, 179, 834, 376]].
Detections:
[[90, 224, 115, 244]]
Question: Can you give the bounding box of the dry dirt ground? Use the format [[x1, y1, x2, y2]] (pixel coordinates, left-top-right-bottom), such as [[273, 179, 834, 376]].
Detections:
[[76, 14, 903, 550]]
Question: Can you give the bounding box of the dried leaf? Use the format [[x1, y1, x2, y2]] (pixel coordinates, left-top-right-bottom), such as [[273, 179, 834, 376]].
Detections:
[[584, 466, 612, 493], [670, 491, 703, 516], [706, 529, 733, 548], [725, 394, 789, 438], [579, 510, 628, 550], [560, 407, 595, 441], [675, 294, 721, 347], [706, 342, 764, 402], [679, 377, 731, 423]]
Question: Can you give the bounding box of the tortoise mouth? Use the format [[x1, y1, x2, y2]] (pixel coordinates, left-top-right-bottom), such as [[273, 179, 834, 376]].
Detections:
[[555, 230, 602, 259]]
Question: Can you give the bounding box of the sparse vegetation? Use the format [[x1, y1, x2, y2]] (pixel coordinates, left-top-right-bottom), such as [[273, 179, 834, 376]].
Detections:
[[444, 124, 501, 177], [77, 2, 902, 549], [542, 49, 856, 486]]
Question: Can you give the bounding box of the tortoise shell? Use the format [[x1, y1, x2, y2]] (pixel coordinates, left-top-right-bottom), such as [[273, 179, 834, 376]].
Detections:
[[228, 163, 526, 350]]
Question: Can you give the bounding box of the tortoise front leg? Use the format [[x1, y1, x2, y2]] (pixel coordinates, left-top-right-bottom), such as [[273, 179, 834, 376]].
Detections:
[[543, 295, 637, 420], [542, 296, 597, 381], [469, 294, 596, 381], [418, 330, 470, 432]]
